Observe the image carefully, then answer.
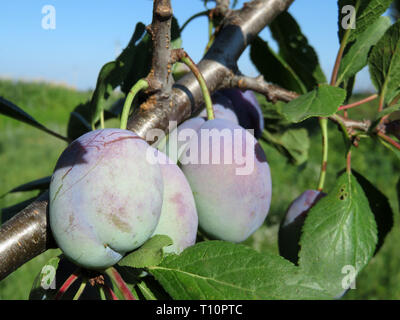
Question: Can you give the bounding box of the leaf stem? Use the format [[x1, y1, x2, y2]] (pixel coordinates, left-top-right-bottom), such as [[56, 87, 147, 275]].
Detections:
[[102, 284, 119, 300], [137, 281, 157, 300], [105, 267, 136, 300], [54, 268, 81, 300], [72, 279, 87, 300], [317, 117, 329, 192], [179, 52, 214, 120], [346, 150, 352, 174], [377, 131, 400, 150], [120, 79, 149, 130], [331, 13, 354, 86], [97, 284, 106, 300], [338, 94, 378, 111]]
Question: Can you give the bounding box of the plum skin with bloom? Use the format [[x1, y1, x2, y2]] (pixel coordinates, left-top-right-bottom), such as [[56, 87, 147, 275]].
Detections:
[[278, 190, 325, 264], [151, 151, 198, 254], [180, 119, 272, 242], [49, 129, 164, 270], [217, 89, 264, 139]]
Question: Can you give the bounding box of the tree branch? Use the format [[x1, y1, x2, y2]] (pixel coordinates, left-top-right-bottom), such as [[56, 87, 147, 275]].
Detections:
[[0, 0, 294, 281], [0, 191, 56, 280], [128, 0, 295, 136], [229, 75, 299, 102]]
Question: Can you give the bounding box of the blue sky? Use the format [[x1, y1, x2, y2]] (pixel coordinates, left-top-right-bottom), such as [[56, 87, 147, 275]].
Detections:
[[0, 1, 381, 91]]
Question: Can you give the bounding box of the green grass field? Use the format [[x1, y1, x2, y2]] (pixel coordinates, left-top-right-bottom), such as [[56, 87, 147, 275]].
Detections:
[[0, 80, 399, 299]]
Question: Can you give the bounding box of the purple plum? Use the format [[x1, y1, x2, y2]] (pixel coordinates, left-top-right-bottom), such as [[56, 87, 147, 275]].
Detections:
[[199, 104, 239, 125], [217, 89, 264, 139], [152, 151, 198, 254], [278, 190, 326, 264], [49, 129, 164, 270], [180, 118, 272, 242]]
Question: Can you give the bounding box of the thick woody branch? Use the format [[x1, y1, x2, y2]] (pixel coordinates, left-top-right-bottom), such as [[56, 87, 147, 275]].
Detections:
[[128, 0, 295, 137], [214, 0, 231, 16], [0, 191, 55, 280], [0, 0, 294, 281], [146, 0, 174, 92]]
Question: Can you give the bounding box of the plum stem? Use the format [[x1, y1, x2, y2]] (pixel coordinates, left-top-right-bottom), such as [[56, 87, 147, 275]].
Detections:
[[72, 279, 87, 300], [54, 268, 81, 300], [180, 10, 209, 33], [105, 267, 136, 300], [178, 50, 214, 120], [120, 79, 149, 130], [317, 117, 328, 192], [100, 109, 105, 129]]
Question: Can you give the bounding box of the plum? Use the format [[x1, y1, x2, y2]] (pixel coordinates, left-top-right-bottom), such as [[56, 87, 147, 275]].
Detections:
[[49, 129, 164, 270], [278, 190, 325, 265], [199, 103, 239, 125], [218, 89, 264, 139], [157, 117, 206, 164], [151, 151, 198, 254], [180, 119, 272, 242]]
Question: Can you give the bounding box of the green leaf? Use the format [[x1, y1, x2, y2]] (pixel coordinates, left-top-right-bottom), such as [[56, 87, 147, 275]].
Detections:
[[121, 17, 181, 94], [29, 256, 61, 300], [118, 235, 173, 269], [261, 129, 309, 166], [281, 84, 346, 123], [269, 12, 326, 90], [337, 16, 391, 85], [149, 241, 330, 300], [0, 96, 68, 142], [338, 0, 392, 43], [86, 22, 151, 128], [351, 170, 393, 254], [369, 20, 400, 105], [299, 172, 378, 296], [250, 37, 307, 94], [380, 104, 400, 119], [5, 176, 51, 195]]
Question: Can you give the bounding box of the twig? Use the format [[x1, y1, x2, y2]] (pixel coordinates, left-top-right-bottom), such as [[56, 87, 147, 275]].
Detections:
[[230, 75, 299, 102], [127, 0, 295, 136]]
